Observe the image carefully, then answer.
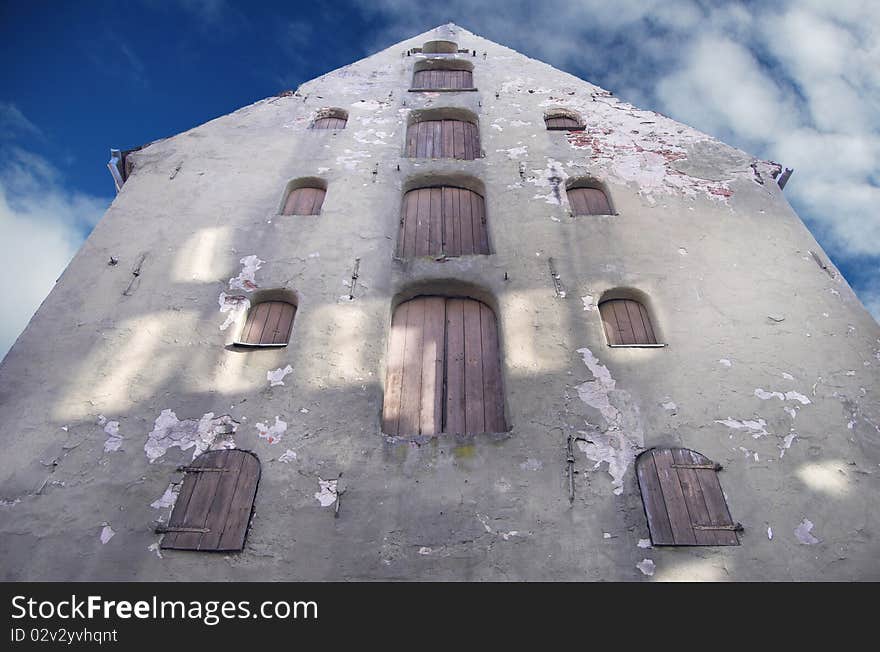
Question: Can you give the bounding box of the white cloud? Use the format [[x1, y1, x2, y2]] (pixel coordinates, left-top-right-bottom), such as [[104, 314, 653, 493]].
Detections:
[[0, 149, 108, 361]]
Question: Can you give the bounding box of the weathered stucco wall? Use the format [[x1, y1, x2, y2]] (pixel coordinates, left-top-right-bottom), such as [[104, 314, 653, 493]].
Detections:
[[1, 25, 878, 581]]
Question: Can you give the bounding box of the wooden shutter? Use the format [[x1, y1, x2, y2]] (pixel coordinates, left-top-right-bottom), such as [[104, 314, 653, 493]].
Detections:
[[159, 450, 261, 552], [545, 115, 582, 130], [282, 187, 325, 215], [405, 120, 481, 160], [382, 297, 505, 436], [313, 116, 347, 129], [397, 186, 489, 258], [599, 299, 657, 345], [568, 187, 612, 215], [413, 69, 473, 89], [636, 448, 741, 546], [238, 301, 296, 346]]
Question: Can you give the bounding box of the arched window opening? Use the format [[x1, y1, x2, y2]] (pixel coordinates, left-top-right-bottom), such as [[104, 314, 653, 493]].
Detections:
[[236, 300, 296, 347], [158, 450, 261, 552], [405, 118, 481, 160], [636, 447, 741, 546], [544, 111, 583, 131], [312, 108, 347, 130], [567, 186, 612, 215], [397, 186, 489, 258], [282, 186, 326, 215], [382, 296, 506, 436], [599, 298, 657, 346]]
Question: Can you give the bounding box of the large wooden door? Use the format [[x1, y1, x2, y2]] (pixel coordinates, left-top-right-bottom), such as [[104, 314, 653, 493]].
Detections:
[[405, 120, 481, 160], [397, 186, 489, 258], [382, 296, 505, 436]]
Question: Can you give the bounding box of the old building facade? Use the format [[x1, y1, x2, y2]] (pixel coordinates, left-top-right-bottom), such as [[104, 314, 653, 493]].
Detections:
[[1, 24, 879, 580]]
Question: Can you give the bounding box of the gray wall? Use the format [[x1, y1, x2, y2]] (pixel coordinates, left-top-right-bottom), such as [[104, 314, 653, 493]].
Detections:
[[1, 25, 878, 581]]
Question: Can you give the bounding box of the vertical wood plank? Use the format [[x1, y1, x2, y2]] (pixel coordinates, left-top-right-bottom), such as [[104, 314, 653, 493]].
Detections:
[[174, 450, 228, 549], [429, 187, 442, 256], [474, 191, 489, 254], [415, 187, 431, 256], [259, 301, 284, 345], [671, 449, 719, 545], [416, 121, 427, 158], [419, 297, 446, 435], [599, 301, 619, 345], [611, 299, 638, 345], [441, 186, 454, 256], [624, 299, 650, 346], [382, 302, 409, 435], [636, 452, 675, 545], [452, 120, 465, 159], [479, 303, 505, 432], [459, 187, 475, 255], [442, 119, 455, 160], [638, 303, 657, 344], [198, 450, 246, 550], [444, 298, 466, 434], [691, 449, 739, 545], [463, 299, 485, 434], [161, 453, 207, 549], [397, 298, 426, 435], [406, 123, 418, 156], [652, 449, 697, 545], [217, 452, 261, 551]]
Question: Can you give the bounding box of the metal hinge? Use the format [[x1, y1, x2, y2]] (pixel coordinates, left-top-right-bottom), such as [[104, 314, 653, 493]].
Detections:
[[692, 523, 743, 532], [155, 525, 211, 534], [176, 466, 227, 473], [672, 463, 723, 471]]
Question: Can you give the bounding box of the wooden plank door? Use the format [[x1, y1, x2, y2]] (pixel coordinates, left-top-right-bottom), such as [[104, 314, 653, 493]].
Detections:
[[413, 69, 473, 89], [237, 301, 296, 346], [405, 120, 480, 160], [599, 299, 657, 345], [160, 450, 261, 552], [397, 186, 489, 258], [382, 297, 505, 435], [282, 187, 326, 215], [636, 448, 740, 546]]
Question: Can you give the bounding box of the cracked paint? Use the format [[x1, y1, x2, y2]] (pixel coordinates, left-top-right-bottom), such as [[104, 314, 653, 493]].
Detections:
[[581, 295, 595, 311], [315, 477, 338, 507], [145, 410, 238, 463], [218, 292, 250, 331], [637, 538, 652, 548], [228, 255, 264, 292], [267, 365, 293, 387], [779, 432, 798, 458], [150, 483, 179, 510], [98, 415, 123, 453], [496, 145, 528, 160], [719, 358, 733, 367], [278, 449, 297, 463], [574, 347, 644, 495], [526, 158, 568, 205], [755, 388, 812, 405], [715, 417, 769, 438], [336, 149, 371, 170], [794, 518, 820, 545], [636, 559, 655, 576], [255, 416, 287, 444], [100, 524, 115, 545]]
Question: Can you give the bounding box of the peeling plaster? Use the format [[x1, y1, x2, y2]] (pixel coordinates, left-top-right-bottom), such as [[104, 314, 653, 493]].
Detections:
[[255, 416, 287, 444], [98, 415, 123, 453], [497, 145, 528, 160], [715, 417, 769, 438], [145, 410, 237, 463], [336, 149, 371, 170], [278, 449, 297, 463], [315, 477, 338, 507], [147, 542, 163, 559], [519, 458, 542, 471], [150, 483, 179, 510], [636, 559, 655, 576], [794, 518, 820, 545], [100, 524, 115, 545], [755, 388, 812, 405], [574, 347, 644, 495], [538, 92, 772, 202], [779, 432, 798, 458], [719, 358, 733, 367], [581, 295, 595, 311], [637, 538, 652, 549], [767, 526, 773, 540], [661, 400, 677, 413], [228, 255, 264, 292], [218, 292, 250, 331], [267, 365, 294, 387], [526, 158, 568, 205]]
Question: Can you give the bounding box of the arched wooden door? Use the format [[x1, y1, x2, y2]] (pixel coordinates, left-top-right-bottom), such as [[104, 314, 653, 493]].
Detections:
[[382, 296, 505, 436], [413, 68, 473, 89], [405, 120, 481, 160], [397, 186, 489, 258]]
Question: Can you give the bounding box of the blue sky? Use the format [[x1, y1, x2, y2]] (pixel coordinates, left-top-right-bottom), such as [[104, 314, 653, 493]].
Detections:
[[1, 0, 878, 359]]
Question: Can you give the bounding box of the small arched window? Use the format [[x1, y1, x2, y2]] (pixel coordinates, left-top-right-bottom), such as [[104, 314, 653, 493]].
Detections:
[[158, 449, 261, 552], [382, 296, 506, 436], [397, 186, 489, 258], [567, 186, 612, 215], [282, 186, 326, 215], [636, 447, 741, 546], [237, 301, 296, 347], [599, 298, 657, 346], [406, 118, 481, 160], [544, 111, 583, 131], [312, 109, 347, 130]]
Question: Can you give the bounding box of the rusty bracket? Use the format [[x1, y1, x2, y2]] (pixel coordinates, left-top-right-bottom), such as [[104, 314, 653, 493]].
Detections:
[[672, 463, 723, 471], [155, 525, 211, 534], [176, 466, 227, 473], [692, 523, 743, 532]]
